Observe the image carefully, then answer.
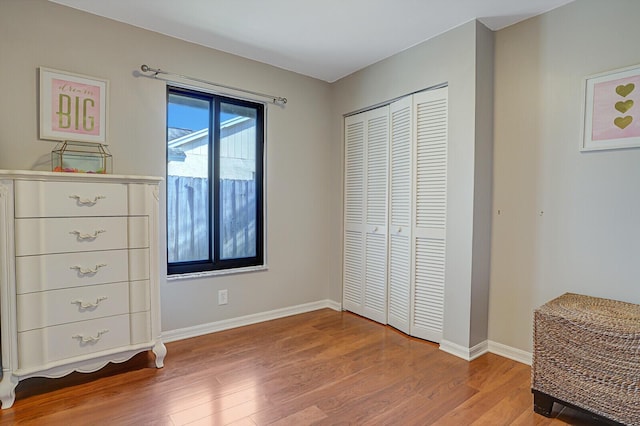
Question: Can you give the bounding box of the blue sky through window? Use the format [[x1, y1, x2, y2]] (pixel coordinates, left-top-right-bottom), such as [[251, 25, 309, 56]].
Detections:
[[168, 103, 207, 131], [168, 103, 236, 132]]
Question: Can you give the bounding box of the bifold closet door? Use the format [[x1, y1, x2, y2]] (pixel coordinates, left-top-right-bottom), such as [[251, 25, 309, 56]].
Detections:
[[411, 87, 448, 342], [343, 106, 389, 324], [387, 96, 412, 334]]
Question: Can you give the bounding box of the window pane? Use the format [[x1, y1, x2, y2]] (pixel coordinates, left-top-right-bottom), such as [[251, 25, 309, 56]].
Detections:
[[219, 102, 257, 259], [167, 93, 211, 263], [166, 86, 264, 275]]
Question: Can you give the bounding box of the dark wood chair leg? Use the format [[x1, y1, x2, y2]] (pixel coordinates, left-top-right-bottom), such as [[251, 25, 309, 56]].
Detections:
[[532, 390, 554, 417]]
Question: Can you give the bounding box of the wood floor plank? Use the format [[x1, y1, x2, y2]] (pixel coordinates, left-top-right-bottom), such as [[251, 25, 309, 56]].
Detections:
[[432, 361, 532, 425], [268, 405, 328, 426], [0, 309, 591, 425]]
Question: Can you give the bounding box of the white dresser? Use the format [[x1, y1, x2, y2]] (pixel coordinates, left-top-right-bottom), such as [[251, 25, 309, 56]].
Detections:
[[0, 170, 165, 408]]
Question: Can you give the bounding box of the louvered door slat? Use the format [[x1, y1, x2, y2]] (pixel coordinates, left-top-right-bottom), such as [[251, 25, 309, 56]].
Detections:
[[411, 87, 448, 343], [388, 96, 412, 333], [343, 230, 363, 311], [366, 112, 388, 227], [388, 233, 410, 331], [415, 97, 447, 230], [412, 237, 445, 342], [390, 102, 412, 228], [345, 119, 364, 225], [364, 232, 387, 323]]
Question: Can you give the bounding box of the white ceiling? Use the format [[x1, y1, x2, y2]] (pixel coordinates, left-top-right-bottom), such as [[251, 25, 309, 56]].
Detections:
[[50, 0, 574, 83]]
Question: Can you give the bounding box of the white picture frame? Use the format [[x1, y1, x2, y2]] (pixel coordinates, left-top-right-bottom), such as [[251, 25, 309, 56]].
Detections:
[[39, 67, 108, 143], [581, 64, 640, 151]]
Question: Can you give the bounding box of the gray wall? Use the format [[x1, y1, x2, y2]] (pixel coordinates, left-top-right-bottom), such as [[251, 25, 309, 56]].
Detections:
[[0, 0, 334, 332], [490, 0, 640, 352]]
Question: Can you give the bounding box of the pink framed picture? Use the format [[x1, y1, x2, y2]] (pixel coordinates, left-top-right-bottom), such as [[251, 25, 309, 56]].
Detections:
[[582, 64, 640, 151], [39, 67, 108, 143]]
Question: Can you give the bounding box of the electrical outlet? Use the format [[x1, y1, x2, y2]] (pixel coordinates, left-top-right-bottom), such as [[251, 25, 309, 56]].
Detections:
[[218, 289, 228, 305]]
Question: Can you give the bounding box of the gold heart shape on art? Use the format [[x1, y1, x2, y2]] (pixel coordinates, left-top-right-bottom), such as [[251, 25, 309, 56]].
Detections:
[[615, 100, 634, 113], [614, 116, 633, 129], [615, 83, 635, 97]]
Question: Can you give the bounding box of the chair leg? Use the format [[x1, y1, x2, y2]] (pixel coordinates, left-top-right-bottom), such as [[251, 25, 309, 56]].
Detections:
[[532, 390, 554, 417]]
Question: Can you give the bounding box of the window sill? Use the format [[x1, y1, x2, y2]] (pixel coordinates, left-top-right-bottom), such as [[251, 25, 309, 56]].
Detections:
[[166, 264, 269, 281]]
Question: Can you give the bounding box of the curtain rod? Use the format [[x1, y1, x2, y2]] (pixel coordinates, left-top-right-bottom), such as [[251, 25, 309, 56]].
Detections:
[[140, 65, 287, 105]]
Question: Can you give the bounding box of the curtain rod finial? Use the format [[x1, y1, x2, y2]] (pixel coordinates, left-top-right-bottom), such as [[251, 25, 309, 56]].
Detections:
[[140, 64, 149, 72]]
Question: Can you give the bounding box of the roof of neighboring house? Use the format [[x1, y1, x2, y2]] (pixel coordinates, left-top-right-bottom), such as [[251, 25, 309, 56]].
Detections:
[[168, 127, 192, 141], [167, 128, 208, 149], [167, 116, 251, 149]]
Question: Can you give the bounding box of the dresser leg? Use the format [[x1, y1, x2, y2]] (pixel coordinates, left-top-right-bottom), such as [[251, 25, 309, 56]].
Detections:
[[0, 374, 18, 409], [152, 341, 167, 368]]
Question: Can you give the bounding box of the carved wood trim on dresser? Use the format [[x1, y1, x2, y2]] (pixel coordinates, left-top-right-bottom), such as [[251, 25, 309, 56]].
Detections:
[[0, 170, 165, 408]]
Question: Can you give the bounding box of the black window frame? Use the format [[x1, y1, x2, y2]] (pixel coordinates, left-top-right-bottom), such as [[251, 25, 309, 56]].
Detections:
[[167, 86, 265, 275]]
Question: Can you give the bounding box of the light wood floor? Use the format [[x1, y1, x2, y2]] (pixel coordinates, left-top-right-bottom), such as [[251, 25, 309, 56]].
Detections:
[[0, 309, 598, 425]]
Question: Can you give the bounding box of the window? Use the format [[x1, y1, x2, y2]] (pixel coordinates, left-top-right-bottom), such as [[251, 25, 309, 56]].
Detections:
[[166, 86, 264, 275]]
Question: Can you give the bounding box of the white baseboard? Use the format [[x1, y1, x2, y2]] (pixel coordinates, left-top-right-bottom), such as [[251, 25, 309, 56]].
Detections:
[[439, 339, 489, 361], [487, 340, 532, 365], [162, 299, 342, 343], [440, 339, 532, 365]]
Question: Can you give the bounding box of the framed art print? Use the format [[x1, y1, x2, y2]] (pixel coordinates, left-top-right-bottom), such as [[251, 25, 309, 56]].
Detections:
[[581, 64, 640, 151], [39, 67, 108, 143]]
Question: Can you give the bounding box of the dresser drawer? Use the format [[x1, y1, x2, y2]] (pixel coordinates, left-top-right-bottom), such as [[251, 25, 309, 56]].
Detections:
[[16, 249, 129, 294], [15, 217, 128, 256], [14, 180, 127, 218], [17, 314, 131, 370], [17, 281, 129, 332]]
